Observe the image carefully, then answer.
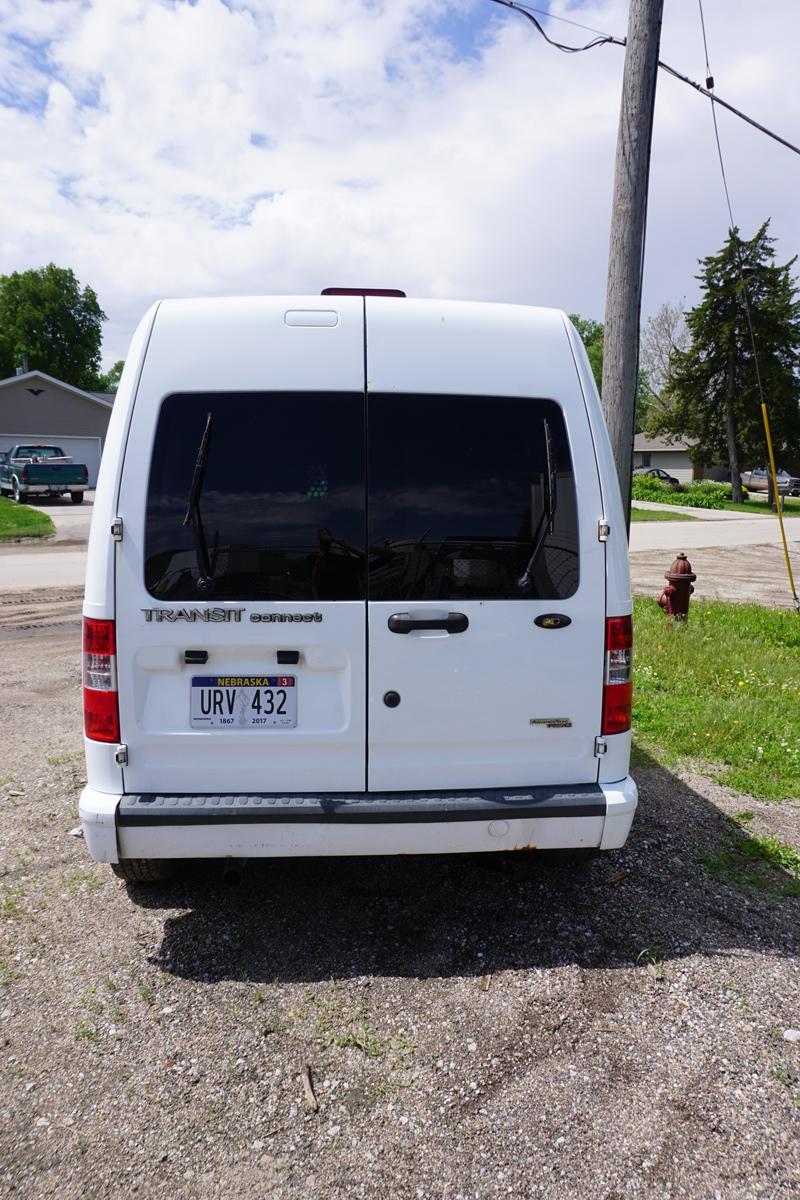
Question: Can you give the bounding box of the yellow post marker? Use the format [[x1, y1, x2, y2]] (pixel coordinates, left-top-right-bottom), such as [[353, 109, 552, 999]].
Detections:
[[761, 402, 799, 610]]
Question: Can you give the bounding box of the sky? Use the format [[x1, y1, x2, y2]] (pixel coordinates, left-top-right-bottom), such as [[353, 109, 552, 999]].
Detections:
[[0, 0, 798, 368]]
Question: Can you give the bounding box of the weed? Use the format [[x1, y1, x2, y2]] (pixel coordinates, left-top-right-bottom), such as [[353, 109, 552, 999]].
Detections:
[[0, 890, 23, 920], [64, 868, 104, 894], [772, 1066, 793, 1088], [77, 1134, 89, 1155], [46, 752, 81, 766], [370, 1079, 400, 1103], [0, 960, 14, 986], [308, 989, 386, 1058], [138, 981, 155, 1006], [75, 1022, 98, 1043], [390, 1032, 415, 1071], [334, 1004, 384, 1058], [636, 946, 668, 983], [253, 988, 266, 1005]]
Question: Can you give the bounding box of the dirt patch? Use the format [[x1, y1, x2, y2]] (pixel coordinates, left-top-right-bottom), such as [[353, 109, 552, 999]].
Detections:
[[0, 587, 83, 639], [0, 606, 798, 1200], [630, 543, 799, 609]]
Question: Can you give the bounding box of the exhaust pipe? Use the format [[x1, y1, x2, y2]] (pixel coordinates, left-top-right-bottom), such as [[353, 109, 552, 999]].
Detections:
[[221, 857, 248, 885]]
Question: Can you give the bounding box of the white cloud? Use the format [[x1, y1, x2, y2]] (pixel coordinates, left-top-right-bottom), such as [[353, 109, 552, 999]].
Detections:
[[0, 0, 797, 366]]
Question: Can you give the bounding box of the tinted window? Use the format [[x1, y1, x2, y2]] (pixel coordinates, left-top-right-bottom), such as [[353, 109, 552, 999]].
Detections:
[[145, 393, 365, 601], [367, 394, 579, 601]]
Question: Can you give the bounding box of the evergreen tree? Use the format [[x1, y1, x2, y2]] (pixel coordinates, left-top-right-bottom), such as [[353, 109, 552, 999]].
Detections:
[[0, 264, 106, 389], [654, 223, 800, 504]]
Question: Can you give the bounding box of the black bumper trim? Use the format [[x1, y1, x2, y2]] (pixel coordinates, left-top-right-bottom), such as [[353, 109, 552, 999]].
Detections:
[[117, 785, 605, 826]]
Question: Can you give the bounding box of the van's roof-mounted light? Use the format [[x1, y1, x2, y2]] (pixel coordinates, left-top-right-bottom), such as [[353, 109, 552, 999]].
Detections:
[[320, 287, 406, 297]]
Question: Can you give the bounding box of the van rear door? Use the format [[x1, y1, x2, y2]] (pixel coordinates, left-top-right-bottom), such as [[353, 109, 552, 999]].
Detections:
[[365, 299, 606, 791], [115, 297, 367, 795]]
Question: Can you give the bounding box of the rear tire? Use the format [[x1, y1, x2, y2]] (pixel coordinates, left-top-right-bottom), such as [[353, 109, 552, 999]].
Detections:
[[111, 858, 176, 882], [12, 479, 26, 503], [70, 491, 85, 504]]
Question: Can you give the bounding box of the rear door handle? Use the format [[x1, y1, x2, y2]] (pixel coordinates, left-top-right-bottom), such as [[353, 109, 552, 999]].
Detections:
[[387, 612, 469, 634]]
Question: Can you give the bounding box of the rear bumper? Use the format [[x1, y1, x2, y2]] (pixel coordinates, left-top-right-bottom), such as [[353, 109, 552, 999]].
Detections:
[[80, 778, 637, 863], [21, 483, 86, 494]]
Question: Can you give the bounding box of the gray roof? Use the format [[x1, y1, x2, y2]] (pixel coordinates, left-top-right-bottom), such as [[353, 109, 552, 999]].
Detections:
[[633, 434, 695, 453], [0, 370, 114, 409]]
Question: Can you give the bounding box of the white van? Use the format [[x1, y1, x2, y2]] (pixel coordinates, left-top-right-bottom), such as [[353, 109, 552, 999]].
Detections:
[[80, 293, 637, 880]]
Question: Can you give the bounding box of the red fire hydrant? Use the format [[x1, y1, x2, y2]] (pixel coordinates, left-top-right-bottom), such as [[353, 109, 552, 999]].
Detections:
[[658, 552, 696, 621]]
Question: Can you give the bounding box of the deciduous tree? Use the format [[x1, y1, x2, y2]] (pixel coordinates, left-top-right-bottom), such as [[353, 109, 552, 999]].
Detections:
[[0, 264, 106, 389], [569, 313, 651, 431]]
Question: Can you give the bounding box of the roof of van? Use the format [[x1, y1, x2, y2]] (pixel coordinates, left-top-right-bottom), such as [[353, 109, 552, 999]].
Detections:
[[132, 297, 587, 407]]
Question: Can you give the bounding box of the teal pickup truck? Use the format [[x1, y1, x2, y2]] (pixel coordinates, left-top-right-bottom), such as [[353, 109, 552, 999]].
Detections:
[[0, 445, 89, 504]]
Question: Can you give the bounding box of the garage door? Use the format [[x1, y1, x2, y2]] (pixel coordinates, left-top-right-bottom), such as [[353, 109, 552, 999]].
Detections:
[[0, 435, 102, 486]]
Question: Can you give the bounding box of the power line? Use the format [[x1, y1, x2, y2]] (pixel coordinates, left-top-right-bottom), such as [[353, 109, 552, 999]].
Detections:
[[489, 0, 800, 158], [489, 1, 619, 42], [488, 0, 623, 53]]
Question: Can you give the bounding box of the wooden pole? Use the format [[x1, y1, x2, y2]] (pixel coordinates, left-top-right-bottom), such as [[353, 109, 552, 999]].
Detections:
[[601, 0, 664, 528]]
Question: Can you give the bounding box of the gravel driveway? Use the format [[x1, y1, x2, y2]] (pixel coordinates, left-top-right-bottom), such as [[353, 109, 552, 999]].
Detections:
[[1, 590, 798, 1199]]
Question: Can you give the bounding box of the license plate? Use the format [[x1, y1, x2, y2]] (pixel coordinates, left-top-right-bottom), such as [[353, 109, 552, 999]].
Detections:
[[190, 675, 297, 729], [49, 485, 63, 493]]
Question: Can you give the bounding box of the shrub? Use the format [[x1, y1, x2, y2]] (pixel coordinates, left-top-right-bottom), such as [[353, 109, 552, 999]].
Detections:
[[630, 475, 676, 502], [631, 475, 748, 508]]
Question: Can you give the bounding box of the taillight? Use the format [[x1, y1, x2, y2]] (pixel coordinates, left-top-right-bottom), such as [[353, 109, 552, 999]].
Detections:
[[21, 465, 29, 481], [83, 466, 89, 483], [83, 618, 120, 743], [601, 615, 632, 735]]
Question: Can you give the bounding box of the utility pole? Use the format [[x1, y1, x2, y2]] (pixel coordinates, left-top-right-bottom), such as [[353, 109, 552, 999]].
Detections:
[[601, 0, 664, 528]]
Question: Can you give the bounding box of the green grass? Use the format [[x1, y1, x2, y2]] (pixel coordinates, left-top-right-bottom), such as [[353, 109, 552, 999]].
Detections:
[[633, 597, 800, 801], [630, 506, 696, 522], [720, 498, 800, 516], [0, 497, 55, 540]]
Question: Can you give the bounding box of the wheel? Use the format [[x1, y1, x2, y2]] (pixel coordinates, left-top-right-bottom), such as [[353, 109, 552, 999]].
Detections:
[[111, 858, 176, 882], [70, 491, 85, 504], [12, 479, 26, 503]]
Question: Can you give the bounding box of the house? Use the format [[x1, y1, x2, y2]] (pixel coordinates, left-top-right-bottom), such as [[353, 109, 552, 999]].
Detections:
[[632, 434, 709, 484], [0, 370, 115, 486]]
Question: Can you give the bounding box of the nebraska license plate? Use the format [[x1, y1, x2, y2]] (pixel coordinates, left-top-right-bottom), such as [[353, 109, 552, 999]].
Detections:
[[190, 675, 297, 729]]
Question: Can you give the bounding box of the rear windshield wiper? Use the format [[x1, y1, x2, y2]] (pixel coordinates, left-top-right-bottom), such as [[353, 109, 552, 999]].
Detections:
[[516, 417, 557, 593], [183, 412, 215, 594]]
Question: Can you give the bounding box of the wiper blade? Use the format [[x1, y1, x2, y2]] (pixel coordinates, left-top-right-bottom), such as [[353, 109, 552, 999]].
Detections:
[[182, 412, 215, 593], [516, 417, 557, 592]]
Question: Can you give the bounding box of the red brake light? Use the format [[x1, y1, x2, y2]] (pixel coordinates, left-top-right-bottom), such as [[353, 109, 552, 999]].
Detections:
[[21, 465, 29, 481], [602, 616, 632, 735], [83, 618, 120, 743], [320, 288, 406, 297]]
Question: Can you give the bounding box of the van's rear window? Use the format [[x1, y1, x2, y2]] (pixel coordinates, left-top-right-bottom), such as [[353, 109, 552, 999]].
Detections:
[[145, 392, 366, 601], [144, 391, 579, 602], [367, 393, 579, 601]]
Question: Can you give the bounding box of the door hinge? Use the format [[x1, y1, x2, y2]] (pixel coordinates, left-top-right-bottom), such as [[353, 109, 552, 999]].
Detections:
[[594, 737, 608, 757], [111, 517, 123, 542], [598, 520, 610, 542], [115, 744, 128, 766]]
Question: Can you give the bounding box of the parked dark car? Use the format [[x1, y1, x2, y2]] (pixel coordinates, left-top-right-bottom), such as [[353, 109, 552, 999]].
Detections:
[[632, 466, 682, 490], [740, 468, 800, 496]]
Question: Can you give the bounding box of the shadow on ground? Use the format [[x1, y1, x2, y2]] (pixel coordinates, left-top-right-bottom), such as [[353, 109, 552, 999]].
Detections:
[[132, 750, 799, 984]]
